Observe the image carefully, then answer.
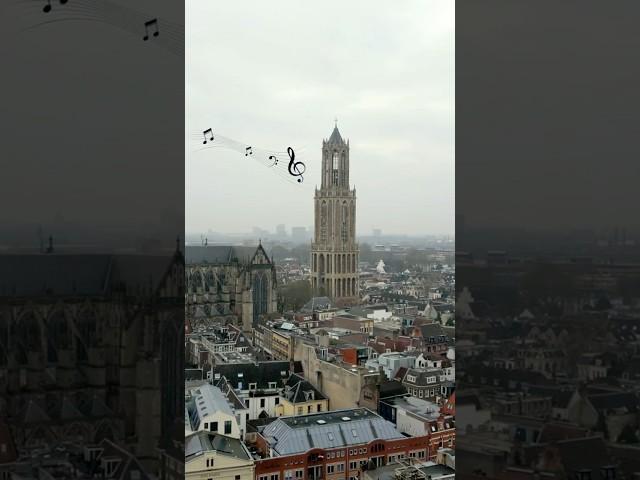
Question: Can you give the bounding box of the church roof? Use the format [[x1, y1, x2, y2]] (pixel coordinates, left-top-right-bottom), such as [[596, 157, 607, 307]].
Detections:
[[185, 245, 269, 266], [328, 125, 343, 144], [0, 254, 178, 297]]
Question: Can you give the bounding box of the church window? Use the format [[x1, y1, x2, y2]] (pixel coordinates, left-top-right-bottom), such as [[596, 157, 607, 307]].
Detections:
[[252, 272, 269, 325], [341, 202, 348, 243], [332, 151, 339, 169]]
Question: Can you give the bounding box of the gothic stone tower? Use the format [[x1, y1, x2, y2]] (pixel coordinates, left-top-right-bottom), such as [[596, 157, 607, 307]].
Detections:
[[311, 124, 359, 305]]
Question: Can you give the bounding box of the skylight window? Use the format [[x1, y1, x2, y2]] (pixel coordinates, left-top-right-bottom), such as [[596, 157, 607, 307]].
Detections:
[[328, 432, 334, 441], [352, 429, 358, 437]]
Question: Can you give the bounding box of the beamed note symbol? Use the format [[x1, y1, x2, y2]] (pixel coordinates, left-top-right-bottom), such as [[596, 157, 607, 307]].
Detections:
[[43, 0, 68, 13], [143, 19, 159, 41], [202, 128, 214, 144]]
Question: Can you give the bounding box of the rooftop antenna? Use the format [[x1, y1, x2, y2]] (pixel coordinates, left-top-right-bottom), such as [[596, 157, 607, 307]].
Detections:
[[37, 225, 44, 253], [45, 235, 54, 254]]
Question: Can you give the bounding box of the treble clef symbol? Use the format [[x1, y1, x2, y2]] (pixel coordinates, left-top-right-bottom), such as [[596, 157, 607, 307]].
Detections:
[[287, 147, 305, 183]]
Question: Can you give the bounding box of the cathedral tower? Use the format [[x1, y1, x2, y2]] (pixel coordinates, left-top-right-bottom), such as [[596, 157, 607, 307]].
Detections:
[[311, 124, 359, 304]]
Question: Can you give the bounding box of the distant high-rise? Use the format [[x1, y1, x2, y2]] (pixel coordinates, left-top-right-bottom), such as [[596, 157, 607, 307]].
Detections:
[[276, 224, 286, 237], [291, 226, 307, 244], [310, 124, 359, 304]]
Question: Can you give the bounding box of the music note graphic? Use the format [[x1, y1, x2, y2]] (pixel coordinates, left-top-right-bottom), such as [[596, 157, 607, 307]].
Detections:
[[143, 19, 159, 41], [287, 147, 305, 183], [202, 128, 214, 145], [43, 0, 68, 13], [268, 155, 278, 167], [245, 146, 253, 156]]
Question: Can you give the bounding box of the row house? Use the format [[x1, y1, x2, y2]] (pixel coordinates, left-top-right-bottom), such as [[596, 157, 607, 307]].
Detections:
[[402, 368, 452, 403], [252, 409, 434, 480]]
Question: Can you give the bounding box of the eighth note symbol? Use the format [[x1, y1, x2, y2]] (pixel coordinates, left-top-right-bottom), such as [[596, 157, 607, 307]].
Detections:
[[245, 146, 253, 156], [202, 128, 214, 144], [268, 155, 278, 167], [143, 19, 159, 41], [43, 0, 68, 13]]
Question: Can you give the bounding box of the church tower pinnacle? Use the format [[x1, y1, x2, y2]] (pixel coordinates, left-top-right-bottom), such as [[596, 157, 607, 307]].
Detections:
[[311, 124, 359, 305]]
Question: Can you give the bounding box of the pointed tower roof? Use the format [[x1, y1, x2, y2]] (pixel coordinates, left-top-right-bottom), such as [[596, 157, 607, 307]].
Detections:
[[328, 125, 343, 144]]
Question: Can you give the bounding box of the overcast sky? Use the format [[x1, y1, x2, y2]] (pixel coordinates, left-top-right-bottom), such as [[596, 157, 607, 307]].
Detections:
[[186, 0, 454, 237]]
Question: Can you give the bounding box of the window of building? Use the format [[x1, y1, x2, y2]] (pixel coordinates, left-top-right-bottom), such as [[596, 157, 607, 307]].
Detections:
[[259, 476, 269, 480], [298, 407, 303, 415], [336, 463, 345, 472], [332, 151, 339, 169], [236, 476, 241, 480], [260, 398, 266, 408], [249, 383, 257, 390], [317, 404, 322, 412], [285, 471, 293, 480], [224, 421, 232, 435], [295, 469, 304, 479], [275, 397, 279, 405], [212, 422, 218, 432], [308, 405, 312, 414], [269, 382, 277, 389], [417, 450, 425, 458], [327, 465, 335, 474], [349, 461, 357, 470], [204, 422, 209, 430], [271, 475, 279, 480]]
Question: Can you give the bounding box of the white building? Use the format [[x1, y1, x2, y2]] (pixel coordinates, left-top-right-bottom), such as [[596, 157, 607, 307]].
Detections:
[[186, 384, 241, 439]]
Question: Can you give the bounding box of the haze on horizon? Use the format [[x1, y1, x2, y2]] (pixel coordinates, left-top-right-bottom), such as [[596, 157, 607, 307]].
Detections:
[[186, 0, 454, 237]]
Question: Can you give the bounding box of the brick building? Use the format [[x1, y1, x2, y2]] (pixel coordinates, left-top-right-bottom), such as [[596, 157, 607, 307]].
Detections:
[[252, 409, 435, 480]]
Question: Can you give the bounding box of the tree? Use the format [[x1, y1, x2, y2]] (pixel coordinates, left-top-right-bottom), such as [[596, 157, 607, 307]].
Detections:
[[279, 280, 313, 311]]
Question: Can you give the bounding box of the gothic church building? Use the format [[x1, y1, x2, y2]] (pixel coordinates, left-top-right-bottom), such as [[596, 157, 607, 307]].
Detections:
[[311, 125, 359, 305]]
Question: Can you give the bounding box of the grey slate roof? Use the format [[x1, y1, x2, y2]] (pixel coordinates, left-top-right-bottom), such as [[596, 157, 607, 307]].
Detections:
[[328, 126, 343, 144], [261, 409, 404, 456], [185, 245, 267, 265], [301, 296, 333, 312], [185, 431, 250, 461], [213, 361, 303, 389], [0, 253, 177, 297], [283, 373, 327, 404]]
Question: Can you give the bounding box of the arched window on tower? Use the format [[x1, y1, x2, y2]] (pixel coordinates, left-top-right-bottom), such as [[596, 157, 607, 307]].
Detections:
[[341, 202, 348, 243], [320, 201, 328, 242], [332, 151, 339, 186], [341, 152, 346, 187]]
